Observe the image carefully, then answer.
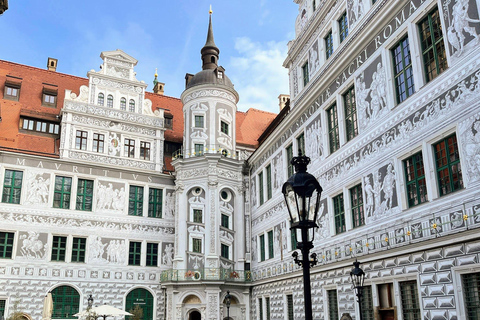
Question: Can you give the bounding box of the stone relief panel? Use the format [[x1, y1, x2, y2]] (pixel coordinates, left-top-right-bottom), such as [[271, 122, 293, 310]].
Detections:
[[24, 171, 50, 207], [183, 89, 236, 104], [165, 190, 176, 218], [364, 162, 400, 223], [308, 40, 320, 76], [273, 224, 282, 258], [356, 55, 388, 130], [295, 1, 309, 36], [250, 177, 257, 208], [347, 0, 366, 28], [88, 236, 127, 265], [17, 231, 48, 260], [162, 242, 174, 266], [272, 152, 284, 191], [305, 114, 323, 163], [96, 181, 126, 212], [313, 198, 329, 242], [459, 113, 480, 184], [442, 0, 480, 61], [106, 65, 129, 79], [188, 252, 204, 270]]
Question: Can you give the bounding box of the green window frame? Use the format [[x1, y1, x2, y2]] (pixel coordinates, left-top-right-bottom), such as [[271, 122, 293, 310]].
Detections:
[[302, 62, 309, 86], [51, 236, 67, 261], [76, 179, 93, 211], [297, 133, 305, 156], [194, 143, 204, 156], [350, 184, 364, 228], [0, 299, 5, 317], [53, 176, 72, 209], [221, 214, 229, 228], [192, 238, 202, 253], [400, 280, 421, 320], [221, 121, 229, 135], [462, 272, 480, 319], [71, 237, 86, 263], [418, 7, 447, 83], [259, 234, 266, 261], [333, 193, 346, 234], [107, 94, 113, 108], [327, 104, 340, 153], [339, 12, 348, 43], [404, 152, 428, 207], [221, 243, 229, 259], [193, 209, 203, 223], [51, 286, 80, 319], [194, 115, 204, 128], [361, 286, 375, 320], [129, 186, 144, 216], [325, 31, 334, 59], [266, 164, 272, 200], [0, 232, 14, 259], [125, 289, 154, 320], [2, 169, 23, 204], [259, 172, 264, 205], [128, 241, 141, 266], [259, 298, 264, 320], [146, 242, 158, 267], [392, 36, 415, 104], [268, 230, 274, 259], [148, 188, 163, 218], [286, 144, 294, 177], [434, 134, 463, 196], [287, 294, 294, 320], [327, 289, 339, 320], [266, 297, 271, 320], [129, 99, 135, 112], [344, 86, 358, 142]]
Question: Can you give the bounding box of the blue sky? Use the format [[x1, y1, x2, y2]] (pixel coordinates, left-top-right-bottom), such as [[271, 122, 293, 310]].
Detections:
[[0, 1, 298, 113]]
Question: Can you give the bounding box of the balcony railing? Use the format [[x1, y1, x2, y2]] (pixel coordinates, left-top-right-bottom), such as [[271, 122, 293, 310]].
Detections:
[[160, 268, 252, 282], [172, 145, 238, 160]]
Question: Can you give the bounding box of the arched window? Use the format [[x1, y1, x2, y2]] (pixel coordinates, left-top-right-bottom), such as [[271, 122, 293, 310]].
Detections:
[[51, 286, 80, 319], [107, 95, 114, 108], [126, 289, 153, 320], [120, 97, 126, 110], [211, 56, 215, 64], [129, 99, 135, 112], [98, 93, 104, 106]]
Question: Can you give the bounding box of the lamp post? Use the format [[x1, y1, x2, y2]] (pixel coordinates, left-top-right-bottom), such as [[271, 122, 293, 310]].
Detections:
[[225, 291, 231, 320], [87, 294, 94, 311], [350, 260, 365, 320], [282, 154, 322, 320]]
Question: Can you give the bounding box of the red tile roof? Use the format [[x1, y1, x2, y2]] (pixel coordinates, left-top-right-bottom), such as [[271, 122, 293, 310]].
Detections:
[[236, 108, 277, 148]]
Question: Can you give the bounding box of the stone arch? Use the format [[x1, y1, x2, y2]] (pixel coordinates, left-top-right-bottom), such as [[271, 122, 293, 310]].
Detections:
[[187, 309, 202, 320], [178, 291, 205, 305]]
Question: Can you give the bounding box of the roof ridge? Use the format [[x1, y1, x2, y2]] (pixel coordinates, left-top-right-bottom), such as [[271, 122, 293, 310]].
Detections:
[[0, 59, 88, 81], [239, 107, 278, 116]]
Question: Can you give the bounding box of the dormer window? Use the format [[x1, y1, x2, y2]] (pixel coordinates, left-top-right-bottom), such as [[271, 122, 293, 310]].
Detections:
[[98, 93, 104, 106], [129, 99, 135, 112], [164, 114, 173, 129], [107, 95, 114, 108], [217, 71, 223, 79], [4, 78, 21, 101], [42, 87, 58, 107], [120, 97, 126, 110]]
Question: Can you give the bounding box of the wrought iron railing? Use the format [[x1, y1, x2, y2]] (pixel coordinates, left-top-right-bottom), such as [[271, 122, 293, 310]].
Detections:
[[172, 145, 238, 160], [160, 268, 252, 282]]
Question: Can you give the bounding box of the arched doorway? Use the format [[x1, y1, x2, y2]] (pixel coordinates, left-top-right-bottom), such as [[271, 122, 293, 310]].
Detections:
[[51, 285, 80, 319], [189, 310, 201, 320], [125, 288, 154, 320]]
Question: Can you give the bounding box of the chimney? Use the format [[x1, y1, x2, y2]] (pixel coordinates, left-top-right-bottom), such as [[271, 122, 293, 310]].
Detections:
[[153, 82, 165, 95], [278, 94, 290, 111], [47, 58, 58, 72], [185, 73, 194, 88]]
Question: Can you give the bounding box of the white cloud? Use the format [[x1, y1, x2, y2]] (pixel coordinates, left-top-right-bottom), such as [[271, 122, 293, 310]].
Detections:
[[228, 37, 289, 114]]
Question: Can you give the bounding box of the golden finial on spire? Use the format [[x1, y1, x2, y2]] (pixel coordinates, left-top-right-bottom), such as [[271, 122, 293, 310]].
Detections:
[[209, 5, 212, 15], [155, 68, 158, 77]]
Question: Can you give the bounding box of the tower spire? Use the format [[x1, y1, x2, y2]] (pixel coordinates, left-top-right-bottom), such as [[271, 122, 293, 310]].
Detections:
[[201, 7, 220, 70]]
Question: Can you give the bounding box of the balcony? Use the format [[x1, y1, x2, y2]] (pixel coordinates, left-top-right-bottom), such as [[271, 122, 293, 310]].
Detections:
[[160, 268, 252, 282]]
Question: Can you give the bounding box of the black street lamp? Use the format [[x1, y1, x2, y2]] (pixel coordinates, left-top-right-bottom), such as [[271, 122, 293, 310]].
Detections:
[[282, 154, 322, 320], [225, 291, 231, 320], [350, 260, 366, 320], [87, 294, 94, 310]]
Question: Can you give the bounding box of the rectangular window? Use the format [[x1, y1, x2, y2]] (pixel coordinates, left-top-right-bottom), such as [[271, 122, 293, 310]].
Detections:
[[400, 280, 421, 320], [2, 169, 23, 204], [302, 62, 309, 86], [404, 152, 428, 207], [124, 138, 135, 158], [418, 7, 447, 82], [164, 115, 173, 129], [286, 144, 294, 177], [362, 286, 375, 320], [259, 172, 264, 205], [140, 141, 150, 160], [193, 209, 203, 223], [194, 115, 204, 128], [221, 121, 229, 135], [350, 184, 364, 228], [148, 188, 163, 218], [344, 86, 358, 142], [287, 294, 294, 320], [75, 130, 88, 150], [339, 12, 348, 43], [0, 232, 14, 259], [462, 272, 480, 318], [128, 186, 144, 216], [259, 234, 266, 261], [53, 176, 72, 209], [266, 165, 272, 200], [327, 104, 340, 153], [93, 133, 104, 153], [0, 299, 5, 317], [221, 243, 229, 259], [434, 134, 463, 196], [259, 298, 264, 320], [75, 179, 93, 211], [146, 243, 158, 267], [392, 36, 415, 103], [268, 230, 274, 259], [333, 193, 346, 234], [221, 214, 229, 228], [21, 118, 59, 134], [297, 133, 305, 156], [266, 297, 271, 320], [42, 92, 57, 107], [327, 289, 339, 320], [194, 143, 204, 156], [128, 241, 141, 265], [71, 237, 86, 263], [325, 31, 334, 59], [4, 83, 20, 101], [192, 238, 202, 253], [51, 236, 67, 261]]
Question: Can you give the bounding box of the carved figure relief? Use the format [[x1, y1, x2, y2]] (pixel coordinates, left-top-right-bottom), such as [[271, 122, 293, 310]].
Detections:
[[96, 182, 125, 212], [251, 177, 257, 207], [308, 40, 320, 76], [162, 243, 174, 266], [274, 224, 281, 257], [105, 240, 127, 264], [108, 132, 121, 156], [165, 192, 176, 218], [365, 163, 399, 223], [89, 236, 107, 262], [295, 2, 309, 36], [348, 0, 365, 27], [251, 237, 257, 262], [459, 115, 480, 183], [106, 65, 129, 79], [281, 221, 288, 255], [273, 153, 284, 190], [18, 231, 48, 259], [314, 200, 329, 241], [24, 172, 50, 206], [305, 118, 323, 162]]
